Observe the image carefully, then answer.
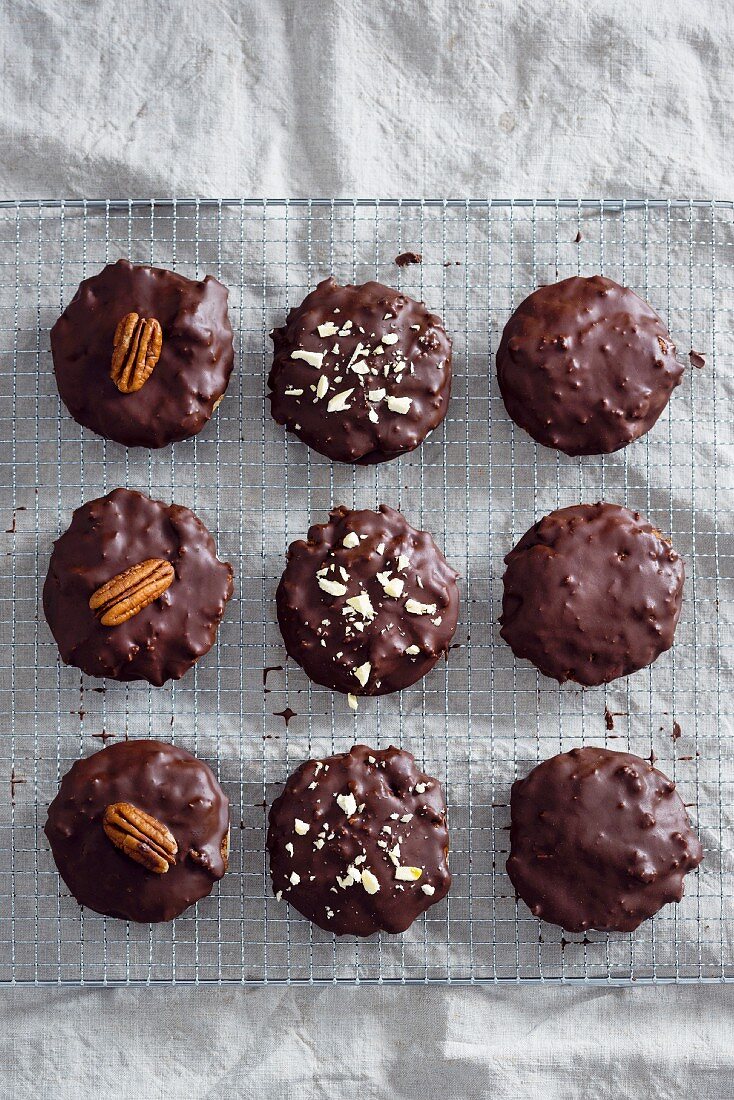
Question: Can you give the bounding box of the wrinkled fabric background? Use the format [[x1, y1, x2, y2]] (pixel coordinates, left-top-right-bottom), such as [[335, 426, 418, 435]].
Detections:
[[1, 1, 733, 1097]]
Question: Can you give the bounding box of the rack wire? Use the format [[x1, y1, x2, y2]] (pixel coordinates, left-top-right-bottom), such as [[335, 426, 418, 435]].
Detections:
[[0, 198, 731, 985]]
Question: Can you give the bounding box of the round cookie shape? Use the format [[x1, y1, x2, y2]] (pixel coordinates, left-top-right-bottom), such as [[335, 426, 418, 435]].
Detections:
[[499, 502, 684, 686], [43, 488, 233, 685], [507, 746, 703, 932], [496, 275, 684, 456], [268, 277, 452, 464], [267, 744, 451, 936], [276, 505, 460, 696], [51, 259, 234, 448], [45, 739, 230, 923]]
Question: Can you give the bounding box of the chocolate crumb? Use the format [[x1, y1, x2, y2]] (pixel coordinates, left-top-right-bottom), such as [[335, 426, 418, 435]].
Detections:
[[10, 768, 26, 805], [263, 664, 284, 692], [672, 721, 682, 741], [689, 350, 706, 370], [574, 231, 583, 243], [5, 506, 26, 534], [395, 251, 422, 267], [91, 730, 117, 744], [604, 707, 614, 730], [274, 707, 297, 726]]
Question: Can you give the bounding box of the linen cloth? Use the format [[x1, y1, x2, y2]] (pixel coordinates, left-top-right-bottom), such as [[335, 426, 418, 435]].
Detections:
[[1, 0, 733, 1097]]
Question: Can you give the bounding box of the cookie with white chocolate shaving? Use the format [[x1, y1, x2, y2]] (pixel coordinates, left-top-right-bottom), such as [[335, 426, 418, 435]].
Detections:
[[276, 505, 460, 697], [268, 277, 452, 463], [267, 744, 451, 936]]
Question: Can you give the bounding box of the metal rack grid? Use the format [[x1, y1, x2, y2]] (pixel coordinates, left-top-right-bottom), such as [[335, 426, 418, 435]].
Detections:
[[0, 198, 731, 985]]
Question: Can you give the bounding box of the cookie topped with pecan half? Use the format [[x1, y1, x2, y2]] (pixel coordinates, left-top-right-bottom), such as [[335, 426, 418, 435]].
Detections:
[[51, 259, 234, 448], [43, 488, 233, 685], [45, 740, 230, 923]]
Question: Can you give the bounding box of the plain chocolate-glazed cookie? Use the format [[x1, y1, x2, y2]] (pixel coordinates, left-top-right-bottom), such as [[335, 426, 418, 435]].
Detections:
[[45, 740, 230, 923], [496, 275, 684, 456], [267, 744, 451, 936], [51, 259, 234, 448], [507, 746, 703, 932], [268, 277, 452, 463], [499, 503, 684, 686], [43, 488, 233, 685], [276, 505, 459, 697]]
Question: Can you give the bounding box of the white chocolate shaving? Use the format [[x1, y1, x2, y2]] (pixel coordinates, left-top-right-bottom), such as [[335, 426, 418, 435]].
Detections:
[[405, 598, 437, 616], [336, 791, 358, 817], [327, 388, 354, 413], [317, 321, 339, 338], [395, 866, 422, 882], [290, 349, 324, 368], [294, 819, 310, 836], [346, 591, 375, 620], [376, 572, 404, 598], [352, 661, 371, 688], [318, 576, 348, 597], [386, 395, 412, 415], [361, 868, 380, 894]]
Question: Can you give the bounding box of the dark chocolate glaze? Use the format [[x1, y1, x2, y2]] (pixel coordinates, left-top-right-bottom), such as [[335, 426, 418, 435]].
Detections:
[[276, 505, 459, 696], [500, 503, 684, 686], [45, 740, 230, 923], [268, 277, 452, 464], [43, 488, 233, 686], [51, 259, 234, 448], [507, 746, 703, 933], [496, 275, 684, 456], [267, 744, 451, 936]]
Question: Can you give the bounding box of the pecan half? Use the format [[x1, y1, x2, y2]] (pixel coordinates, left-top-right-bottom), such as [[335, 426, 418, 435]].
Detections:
[[102, 801, 177, 873], [110, 312, 163, 393], [89, 558, 174, 627]]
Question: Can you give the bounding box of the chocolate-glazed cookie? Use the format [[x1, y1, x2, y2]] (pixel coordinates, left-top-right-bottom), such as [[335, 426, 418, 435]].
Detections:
[[51, 259, 234, 448], [496, 275, 684, 455], [276, 505, 459, 698], [43, 488, 233, 685], [507, 746, 703, 932], [268, 277, 452, 464], [500, 503, 684, 686], [267, 744, 451, 936], [45, 740, 230, 923]]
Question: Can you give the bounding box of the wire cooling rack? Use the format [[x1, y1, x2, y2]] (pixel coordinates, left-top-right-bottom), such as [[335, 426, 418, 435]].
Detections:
[[0, 198, 732, 986]]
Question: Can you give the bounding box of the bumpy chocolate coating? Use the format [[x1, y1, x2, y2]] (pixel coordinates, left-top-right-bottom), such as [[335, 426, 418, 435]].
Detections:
[[45, 740, 230, 923], [268, 277, 452, 464], [267, 744, 451, 936], [43, 488, 233, 685], [496, 275, 684, 456], [500, 503, 684, 686], [51, 259, 234, 448], [507, 746, 703, 932], [276, 505, 459, 696]]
